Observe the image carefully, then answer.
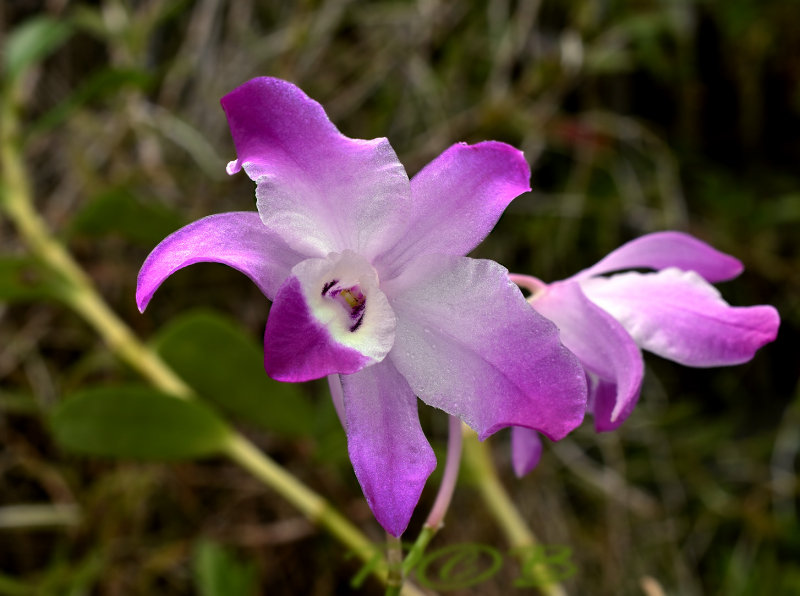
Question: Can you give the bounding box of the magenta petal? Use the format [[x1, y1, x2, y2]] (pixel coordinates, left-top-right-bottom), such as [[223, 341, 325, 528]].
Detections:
[[581, 268, 781, 367], [221, 77, 410, 258], [136, 212, 303, 312], [264, 277, 371, 382], [531, 281, 643, 428], [376, 142, 530, 276], [341, 359, 436, 537], [511, 427, 543, 477], [591, 378, 633, 432], [384, 255, 587, 441], [572, 231, 743, 283]]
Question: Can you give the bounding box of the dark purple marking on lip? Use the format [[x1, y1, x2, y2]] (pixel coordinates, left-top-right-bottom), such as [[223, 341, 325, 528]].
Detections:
[[350, 314, 365, 332], [321, 279, 338, 295], [320, 280, 367, 333], [351, 301, 366, 318]]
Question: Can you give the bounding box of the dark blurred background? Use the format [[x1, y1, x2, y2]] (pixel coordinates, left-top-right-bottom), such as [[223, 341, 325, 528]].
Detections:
[[1, 1, 798, 594]]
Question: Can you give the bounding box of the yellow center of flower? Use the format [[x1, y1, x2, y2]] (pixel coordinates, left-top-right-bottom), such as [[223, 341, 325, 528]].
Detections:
[[340, 288, 365, 309], [321, 279, 367, 332]]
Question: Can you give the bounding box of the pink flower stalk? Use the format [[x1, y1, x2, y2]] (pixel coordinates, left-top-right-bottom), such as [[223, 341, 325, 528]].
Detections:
[[510, 232, 780, 477], [136, 77, 588, 535]]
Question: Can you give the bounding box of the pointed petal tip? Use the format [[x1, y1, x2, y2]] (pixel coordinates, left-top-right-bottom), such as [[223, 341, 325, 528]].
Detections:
[[226, 159, 241, 175], [376, 143, 530, 270], [220, 76, 411, 259], [468, 140, 532, 193], [134, 212, 302, 317], [754, 304, 781, 346], [511, 426, 543, 477], [134, 278, 149, 313]]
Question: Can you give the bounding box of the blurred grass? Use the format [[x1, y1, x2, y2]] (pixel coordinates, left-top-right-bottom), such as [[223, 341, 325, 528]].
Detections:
[[1, 0, 798, 594]]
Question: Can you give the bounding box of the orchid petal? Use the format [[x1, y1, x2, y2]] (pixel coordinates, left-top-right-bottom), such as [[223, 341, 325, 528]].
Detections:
[[327, 374, 346, 428], [375, 142, 530, 277], [341, 360, 436, 537], [580, 268, 780, 366], [590, 377, 633, 432], [221, 77, 410, 258], [384, 255, 587, 441], [531, 281, 643, 428], [264, 251, 395, 382], [136, 212, 302, 312], [571, 231, 743, 283], [511, 427, 543, 478]]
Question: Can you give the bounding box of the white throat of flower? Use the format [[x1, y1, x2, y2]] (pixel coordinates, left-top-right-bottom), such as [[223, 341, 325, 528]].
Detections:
[[292, 250, 396, 363]]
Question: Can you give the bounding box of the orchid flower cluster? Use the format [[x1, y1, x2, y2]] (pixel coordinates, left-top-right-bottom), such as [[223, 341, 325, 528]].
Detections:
[[137, 77, 779, 538]]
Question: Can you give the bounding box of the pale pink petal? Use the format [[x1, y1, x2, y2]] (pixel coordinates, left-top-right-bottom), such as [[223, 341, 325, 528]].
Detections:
[[511, 427, 543, 477], [531, 281, 643, 426], [580, 268, 780, 367], [572, 231, 743, 283], [263, 252, 395, 382], [136, 212, 302, 312], [221, 77, 410, 258], [383, 255, 587, 441], [375, 142, 530, 277], [341, 359, 436, 537]]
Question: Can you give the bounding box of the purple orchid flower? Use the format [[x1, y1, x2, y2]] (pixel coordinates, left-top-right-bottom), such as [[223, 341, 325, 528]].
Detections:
[[509, 231, 780, 477], [136, 77, 588, 536]]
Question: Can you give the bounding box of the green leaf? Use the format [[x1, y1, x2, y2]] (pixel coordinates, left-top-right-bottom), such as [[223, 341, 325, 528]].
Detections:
[[50, 386, 232, 460], [193, 540, 257, 596], [4, 17, 73, 84], [154, 310, 316, 437], [0, 257, 58, 302], [68, 189, 184, 247]]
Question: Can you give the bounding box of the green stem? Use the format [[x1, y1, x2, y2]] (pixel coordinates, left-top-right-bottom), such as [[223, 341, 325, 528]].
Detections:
[[1, 89, 432, 596], [401, 525, 436, 578], [462, 430, 567, 596], [223, 434, 393, 584], [1, 98, 193, 401], [384, 533, 403, 596]]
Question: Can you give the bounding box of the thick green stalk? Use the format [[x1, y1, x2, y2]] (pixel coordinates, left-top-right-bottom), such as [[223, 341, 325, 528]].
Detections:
[[224, 434, 393, 585], [1, 97, 193, 400], [400, 525, 436, 579], [384, 533, 404, 595]]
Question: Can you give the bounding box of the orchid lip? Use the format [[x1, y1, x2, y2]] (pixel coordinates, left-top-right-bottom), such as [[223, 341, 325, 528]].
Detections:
[[281, 250, 396, 366], [321, 279, 367, 332]]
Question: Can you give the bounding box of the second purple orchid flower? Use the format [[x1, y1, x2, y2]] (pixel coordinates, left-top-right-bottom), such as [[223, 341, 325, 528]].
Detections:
[[136, 77, 588, 536], [510, 232, 780, 476]]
